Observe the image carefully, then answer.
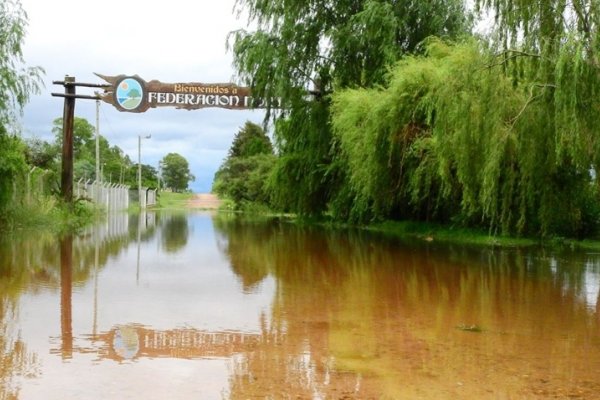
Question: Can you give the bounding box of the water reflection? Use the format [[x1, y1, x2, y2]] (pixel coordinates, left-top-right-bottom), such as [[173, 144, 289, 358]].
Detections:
[[78, 324, 263, 362], [160, 214, 189, 253], [213, 216, 600, 399], [0, 212, 155, 398], [60, 236, 73, 360], [0, 305, 40, 400], [1, 213, 600, 399]]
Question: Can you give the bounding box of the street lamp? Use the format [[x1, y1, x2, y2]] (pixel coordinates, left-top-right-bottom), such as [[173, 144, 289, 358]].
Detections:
[[95, 95, 100, 183], [138, 134, 151, 208], [157, 160, 163, 191]]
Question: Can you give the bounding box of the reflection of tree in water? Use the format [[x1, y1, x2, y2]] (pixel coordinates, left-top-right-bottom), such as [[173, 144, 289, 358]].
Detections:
[[0, 214, 147, 295], [0, 218, 144, 399], [214, 216, 396, 397], [214, 216, 600, 398], [160, 214, 189, 253], [0, 304, 40, 400], [213, 216, 272, 292]]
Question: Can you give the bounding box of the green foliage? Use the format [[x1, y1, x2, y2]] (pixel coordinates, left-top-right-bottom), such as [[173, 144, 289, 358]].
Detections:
[[332, 38, 600, 237], [0, 0, 43, 126], [50, 116, 157, 186], [52, 117, 95, 161], [101, 144, 131, 184], [0, 0, 43, 220], [231, 0, 470, 217], [24, 137, 59, 169], [213, 122, 276, 209], [229, 121, 273, 158], [232, 0, 470, 93], [0, 130, 27, 214], [161, 214, 189, 253], [156, 191, 194, 210], [161, 153, 194, 192], [472, 0, 600, 237], [213, 154, 276, 208], [267, 99, 335, 215], [0, 193, 94, 233], [139, 164, 158, 188]]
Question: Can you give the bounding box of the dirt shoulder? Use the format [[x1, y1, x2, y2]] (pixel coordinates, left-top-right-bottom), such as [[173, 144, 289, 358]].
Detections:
[[187, 193, 222, 210]]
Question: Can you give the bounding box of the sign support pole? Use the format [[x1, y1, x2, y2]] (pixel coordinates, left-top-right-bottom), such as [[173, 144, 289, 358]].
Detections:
[[60, 76, 76, 204], [52, 78, 111, 205]]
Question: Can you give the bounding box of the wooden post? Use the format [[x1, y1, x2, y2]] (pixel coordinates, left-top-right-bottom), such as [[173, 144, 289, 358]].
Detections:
[[61, 76, 76, 203]]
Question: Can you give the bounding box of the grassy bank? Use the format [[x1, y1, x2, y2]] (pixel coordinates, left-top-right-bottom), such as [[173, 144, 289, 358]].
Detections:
[[366, 220, 538, 247], [366, 220, 600, 251], [0, 197, 97, 235], [160, 193, 600, 251]]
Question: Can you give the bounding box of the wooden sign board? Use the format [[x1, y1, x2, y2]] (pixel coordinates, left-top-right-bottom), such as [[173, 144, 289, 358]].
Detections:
[[96, 73, 278, 113]]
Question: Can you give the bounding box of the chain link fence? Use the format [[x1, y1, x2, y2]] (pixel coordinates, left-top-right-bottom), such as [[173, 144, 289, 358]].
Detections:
[[13, 170, 157, 211], [76, 180, 130, 211]]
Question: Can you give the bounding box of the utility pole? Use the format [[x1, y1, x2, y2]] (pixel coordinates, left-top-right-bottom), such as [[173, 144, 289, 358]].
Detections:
[[95, 94, 100, 182], [52, 77, 110, 204]]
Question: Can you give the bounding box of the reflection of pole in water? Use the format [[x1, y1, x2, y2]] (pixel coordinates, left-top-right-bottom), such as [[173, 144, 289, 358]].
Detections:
[[60, 235, 73, 359], [136, 211, 144, 285], [93, 227, 99, 339]]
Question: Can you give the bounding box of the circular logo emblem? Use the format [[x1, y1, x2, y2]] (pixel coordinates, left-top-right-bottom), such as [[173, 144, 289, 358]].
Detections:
[[115, 77, 144, 111]]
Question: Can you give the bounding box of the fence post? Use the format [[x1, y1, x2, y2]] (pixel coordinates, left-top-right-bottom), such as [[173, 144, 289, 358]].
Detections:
[[27, 166, 36, 205]]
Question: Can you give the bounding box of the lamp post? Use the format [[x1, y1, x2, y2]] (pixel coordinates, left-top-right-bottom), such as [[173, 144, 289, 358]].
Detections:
[[157, 160, 163, 192], [138, 134, 151, 208], [95, 94, 100, 183]]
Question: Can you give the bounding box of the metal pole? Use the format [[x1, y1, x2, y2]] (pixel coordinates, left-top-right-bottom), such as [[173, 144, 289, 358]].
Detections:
[[95, 95, 100, 182], [138, 134, 151, 208], [157, 161, 161, 191], [61, 76, 76, 204], [138, 135, 142, 208]]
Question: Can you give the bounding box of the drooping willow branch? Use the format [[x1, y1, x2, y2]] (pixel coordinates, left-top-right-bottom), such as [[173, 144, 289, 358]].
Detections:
[[509, 83, 556, 128], [485, 49, 543, 69]]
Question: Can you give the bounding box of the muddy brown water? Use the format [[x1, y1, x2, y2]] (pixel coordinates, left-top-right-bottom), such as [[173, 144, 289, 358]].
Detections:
[[1, 212, 600, 399]]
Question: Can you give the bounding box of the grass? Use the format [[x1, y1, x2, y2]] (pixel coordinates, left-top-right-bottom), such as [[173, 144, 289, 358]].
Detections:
[[0, 197, 98, 235], [153, 191, 194, 210], [366, 220, 600, 250], [368, 220, 537, 247]]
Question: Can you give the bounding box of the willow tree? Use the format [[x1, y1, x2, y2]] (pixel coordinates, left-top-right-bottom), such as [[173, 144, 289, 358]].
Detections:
[[468, 0, 600, 236], [333, 40, 524, 229], [230, 0, 470, 216], [333, 32, 600, 238], [0, 0, 43, 217]]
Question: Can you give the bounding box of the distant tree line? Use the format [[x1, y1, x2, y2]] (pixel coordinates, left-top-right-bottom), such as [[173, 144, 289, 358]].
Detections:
[[212, 121, 275, 209], [27, 117, 195, 193]]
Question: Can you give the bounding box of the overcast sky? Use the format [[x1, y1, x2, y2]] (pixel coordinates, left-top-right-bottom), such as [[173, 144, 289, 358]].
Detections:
[[19, 0, 264, 192]]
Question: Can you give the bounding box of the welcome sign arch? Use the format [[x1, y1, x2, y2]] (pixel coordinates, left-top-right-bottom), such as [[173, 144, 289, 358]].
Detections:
[[96, 73, 279, 112], [52, 74, 283, 202]]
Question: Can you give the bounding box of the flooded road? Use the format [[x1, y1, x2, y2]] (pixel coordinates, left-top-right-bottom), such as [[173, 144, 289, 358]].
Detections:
[[1, 212, 600, 399]]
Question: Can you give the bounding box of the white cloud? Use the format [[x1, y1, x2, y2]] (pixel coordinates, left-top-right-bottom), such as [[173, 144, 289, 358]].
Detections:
[[19, 0, 264, 192]]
